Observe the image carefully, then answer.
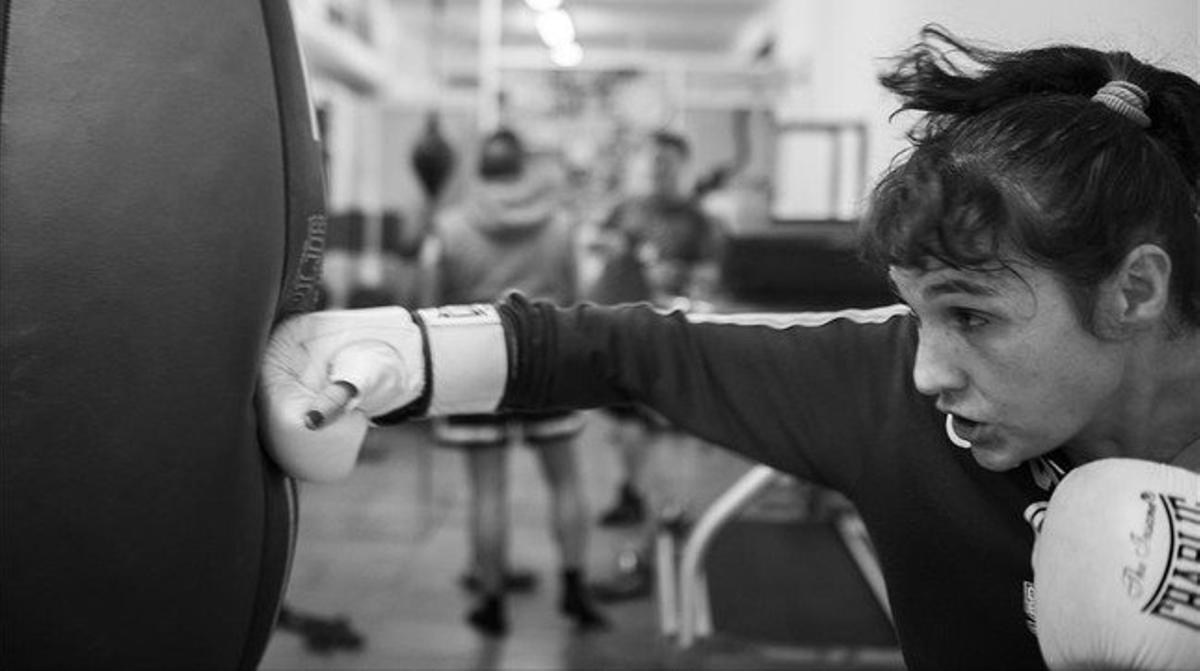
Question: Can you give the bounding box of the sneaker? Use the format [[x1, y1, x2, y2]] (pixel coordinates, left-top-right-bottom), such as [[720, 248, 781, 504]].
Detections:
[[598, 485, 646, 528], [560, 590, 610, 631], [276, 605, 366, 653], [458, 568, 539, 594], [466, 596, 509, 637]]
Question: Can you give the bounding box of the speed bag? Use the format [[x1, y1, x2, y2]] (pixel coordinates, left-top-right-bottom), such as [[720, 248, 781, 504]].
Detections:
[[0, 1, 325, 668]]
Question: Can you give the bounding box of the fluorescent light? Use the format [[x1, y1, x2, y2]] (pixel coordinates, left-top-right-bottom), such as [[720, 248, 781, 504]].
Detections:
[[535, 9, 575, 48], [523, 0, 562, 11], [550, 41, 583, 67]]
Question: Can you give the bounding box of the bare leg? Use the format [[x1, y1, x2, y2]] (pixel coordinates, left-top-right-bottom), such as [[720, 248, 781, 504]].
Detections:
[[463, 446, 510, 635], [600, 415, 651, 527], [532, 436, 609, 630], [532, 436, 588, 568], [613, 417, 652, 493]]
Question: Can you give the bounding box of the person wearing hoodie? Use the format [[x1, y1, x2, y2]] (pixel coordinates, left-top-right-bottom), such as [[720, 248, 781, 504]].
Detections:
[[431, 128, 608, 637]]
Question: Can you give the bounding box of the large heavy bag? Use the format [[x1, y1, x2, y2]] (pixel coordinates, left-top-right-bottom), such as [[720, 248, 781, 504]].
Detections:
[[0, 1, 326, 667]]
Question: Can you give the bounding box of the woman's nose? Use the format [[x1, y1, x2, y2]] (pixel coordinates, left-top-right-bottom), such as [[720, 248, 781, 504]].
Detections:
[[912, 329, 967, 398]]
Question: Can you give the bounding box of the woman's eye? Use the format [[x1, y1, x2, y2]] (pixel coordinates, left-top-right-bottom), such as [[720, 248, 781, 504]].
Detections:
[[950, 308, 989, 330]]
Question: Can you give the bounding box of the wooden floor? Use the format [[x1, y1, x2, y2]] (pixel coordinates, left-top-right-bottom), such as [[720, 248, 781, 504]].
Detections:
[[260, 412, 905, 670]]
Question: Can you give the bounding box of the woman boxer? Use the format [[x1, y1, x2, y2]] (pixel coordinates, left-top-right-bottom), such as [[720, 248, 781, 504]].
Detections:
[[261, 26, 1200, 670]]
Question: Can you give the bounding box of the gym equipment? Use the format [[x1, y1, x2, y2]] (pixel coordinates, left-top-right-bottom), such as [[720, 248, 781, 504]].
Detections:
[[662, 465, 897, 657], [719, 222, 892, 309], [1033, 459, 1200, 669], [411, 112, 456, 201], [1, 1, 324, 667], [719, 121, 891, 310], [412, 0, 455, 203]]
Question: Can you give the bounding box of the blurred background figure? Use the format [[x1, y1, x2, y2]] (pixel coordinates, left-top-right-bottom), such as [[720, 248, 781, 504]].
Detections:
[[431, 128, 608, 637], [580, 129, 724, 605], [586, 129, 723, 531]]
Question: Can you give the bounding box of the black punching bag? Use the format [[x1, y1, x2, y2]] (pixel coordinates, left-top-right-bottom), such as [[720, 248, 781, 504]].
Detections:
[[0, 1, 325, 668]]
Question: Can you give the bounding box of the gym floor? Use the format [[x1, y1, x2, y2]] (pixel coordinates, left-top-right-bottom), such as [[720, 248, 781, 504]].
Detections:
[[260, 412, 905, 670]]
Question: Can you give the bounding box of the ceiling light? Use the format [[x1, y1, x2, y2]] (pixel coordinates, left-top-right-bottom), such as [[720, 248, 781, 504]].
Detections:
[[550, 42, 583, 68], [523, 0, 563, 11], [535, 9, 575, 48]]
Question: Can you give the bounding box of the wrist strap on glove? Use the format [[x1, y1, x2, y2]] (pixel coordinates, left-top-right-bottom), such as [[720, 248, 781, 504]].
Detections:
[[372, 304, 508, 423]]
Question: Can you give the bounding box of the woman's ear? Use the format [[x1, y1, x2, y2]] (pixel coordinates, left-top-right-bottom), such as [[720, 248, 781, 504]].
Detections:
[[1095, 244, 1173, 335]]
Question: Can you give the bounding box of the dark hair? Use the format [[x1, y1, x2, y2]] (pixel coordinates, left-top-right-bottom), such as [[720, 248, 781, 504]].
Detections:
[[478, 128, 525, 180], [650, 129, 691, 160], [860, 25, 1200, 329]]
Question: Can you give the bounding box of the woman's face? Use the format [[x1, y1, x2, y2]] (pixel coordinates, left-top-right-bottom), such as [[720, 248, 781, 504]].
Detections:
[[890, 261, 1126, 471]]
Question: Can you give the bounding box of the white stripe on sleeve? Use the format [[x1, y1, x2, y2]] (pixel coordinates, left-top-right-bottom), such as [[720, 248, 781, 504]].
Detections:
[[683, 303, 910, 329]]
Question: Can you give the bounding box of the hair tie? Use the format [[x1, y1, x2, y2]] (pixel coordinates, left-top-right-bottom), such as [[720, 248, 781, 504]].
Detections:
[[1091, 80, 1151, 128]]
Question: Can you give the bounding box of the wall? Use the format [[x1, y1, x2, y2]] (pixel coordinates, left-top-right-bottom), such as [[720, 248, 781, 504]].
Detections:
[[770, 0, 1200, 220]]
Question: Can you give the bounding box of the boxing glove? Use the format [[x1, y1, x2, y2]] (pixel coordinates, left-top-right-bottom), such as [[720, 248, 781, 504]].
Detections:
[[258, 307, 425, 481], [1032, 458, 1200, 669], [258, 304, 511, 480]]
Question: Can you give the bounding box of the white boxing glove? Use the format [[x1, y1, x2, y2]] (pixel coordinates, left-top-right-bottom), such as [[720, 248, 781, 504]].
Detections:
[[1032, 458, 1200, 670], [257, 307, 426, 482]]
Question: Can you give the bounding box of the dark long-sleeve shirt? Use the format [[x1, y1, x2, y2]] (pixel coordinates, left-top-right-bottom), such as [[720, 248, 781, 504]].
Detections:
[[408, 294, 1064, 670]]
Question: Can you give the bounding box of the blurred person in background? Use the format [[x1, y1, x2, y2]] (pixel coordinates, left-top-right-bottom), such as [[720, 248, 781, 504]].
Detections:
[[586, 130, 723, 530], [430, 128, 608, 637]]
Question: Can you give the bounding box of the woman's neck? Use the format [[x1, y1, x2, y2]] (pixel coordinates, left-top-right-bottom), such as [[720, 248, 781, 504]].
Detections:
[[1066, 328, 1200, 471]]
